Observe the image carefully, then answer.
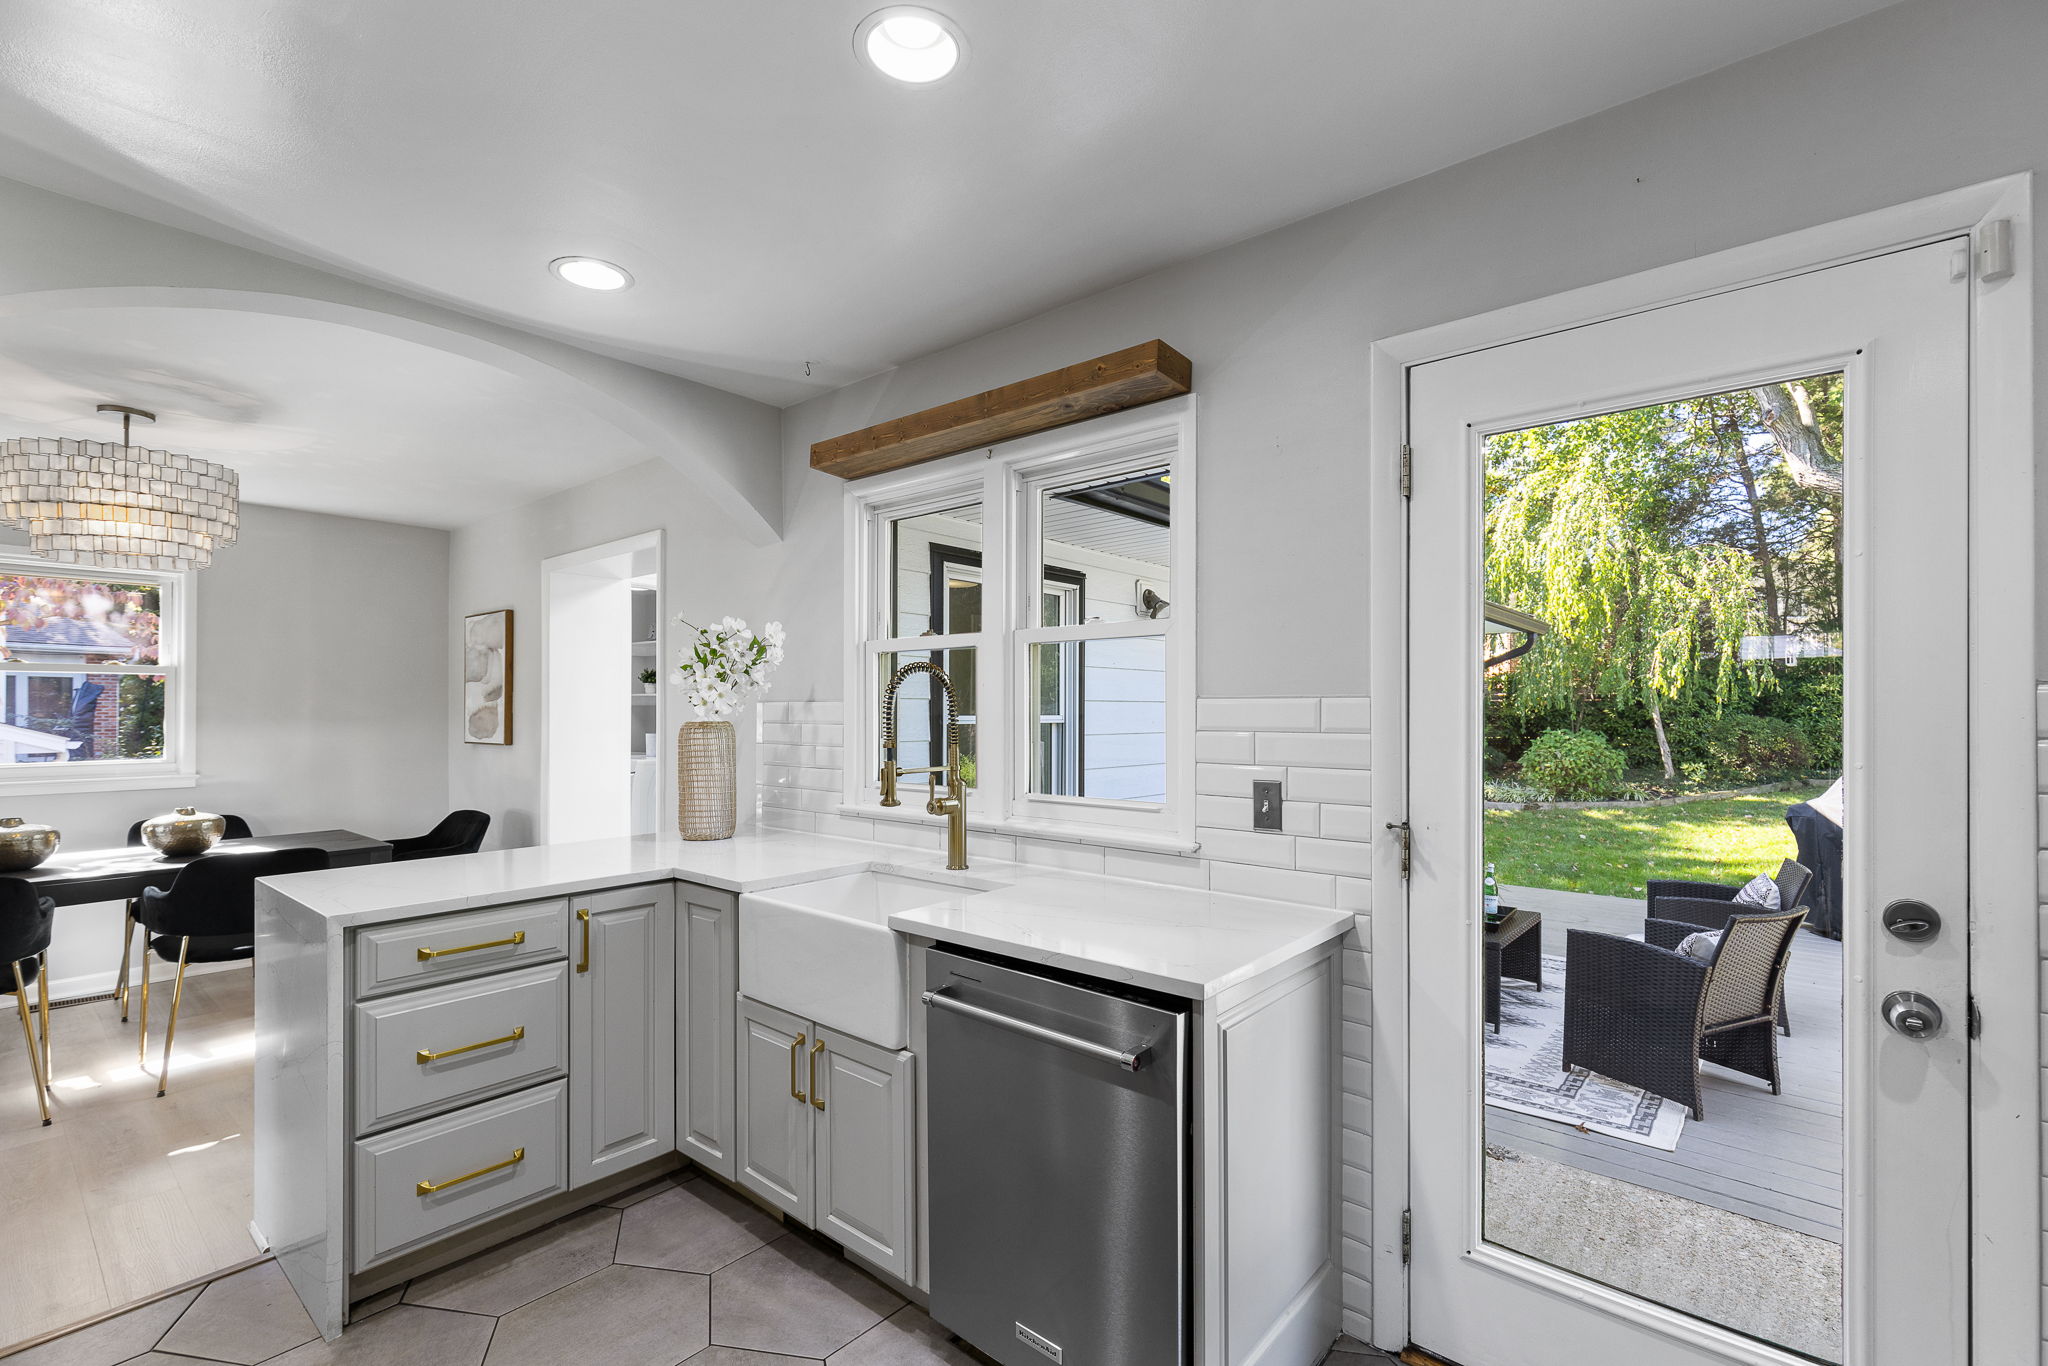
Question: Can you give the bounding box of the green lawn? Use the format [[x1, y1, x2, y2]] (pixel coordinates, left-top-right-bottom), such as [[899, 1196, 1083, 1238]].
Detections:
[[1484, 786, 1829, 898]]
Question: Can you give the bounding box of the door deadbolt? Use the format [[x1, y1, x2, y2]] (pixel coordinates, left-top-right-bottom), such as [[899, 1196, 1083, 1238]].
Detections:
[[1881, 899, 1941, 943], [1882, 990, 1944, 1039]]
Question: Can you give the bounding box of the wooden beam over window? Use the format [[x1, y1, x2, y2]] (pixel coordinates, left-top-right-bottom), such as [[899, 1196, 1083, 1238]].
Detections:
[[810, 340, 1192, 480]]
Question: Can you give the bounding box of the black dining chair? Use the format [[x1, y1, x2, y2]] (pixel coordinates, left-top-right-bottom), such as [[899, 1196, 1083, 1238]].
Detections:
[[0, 878, 57, 1125], [117, 813, 256, 1021], [135, 846, 329, 1097], [385, 810, 490, 862]]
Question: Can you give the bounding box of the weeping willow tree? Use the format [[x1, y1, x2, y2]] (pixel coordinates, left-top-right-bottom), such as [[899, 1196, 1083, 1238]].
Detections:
[[1487, 405, 1766, 779]]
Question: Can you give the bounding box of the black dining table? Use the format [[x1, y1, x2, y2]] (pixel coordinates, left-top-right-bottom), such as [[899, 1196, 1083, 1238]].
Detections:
[[10, 829, 391, 905]]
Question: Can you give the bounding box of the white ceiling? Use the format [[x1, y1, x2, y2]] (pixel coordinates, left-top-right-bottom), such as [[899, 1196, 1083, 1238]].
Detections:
[[0, 0, 1902, 409], [0, 307, 649, 528]]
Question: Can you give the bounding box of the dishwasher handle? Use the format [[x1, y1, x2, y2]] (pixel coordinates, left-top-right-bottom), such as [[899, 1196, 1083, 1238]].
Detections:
[[922, 987, 1152, 1071]]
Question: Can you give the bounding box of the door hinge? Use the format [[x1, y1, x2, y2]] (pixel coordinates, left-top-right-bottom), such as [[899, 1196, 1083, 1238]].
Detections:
[[1401, 1209, 1412, 1263], [1399, 443, 1413, 498], [1385, 821, 1411, 879]]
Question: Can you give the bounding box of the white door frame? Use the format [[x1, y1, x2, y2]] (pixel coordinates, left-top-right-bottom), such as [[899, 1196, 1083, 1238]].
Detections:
[[1366, 174, 2035, 1359], [538, 529, 665, 844]]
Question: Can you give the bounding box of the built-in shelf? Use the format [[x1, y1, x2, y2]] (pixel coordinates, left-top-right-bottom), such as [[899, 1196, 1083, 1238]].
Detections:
[[632, 640, 659, 654], [632, 692, 658, 701]]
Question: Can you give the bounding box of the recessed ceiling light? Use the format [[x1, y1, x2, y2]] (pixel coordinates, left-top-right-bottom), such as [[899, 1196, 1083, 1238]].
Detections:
[[855, 7, 964, 84], [549, 256, 633, 291]]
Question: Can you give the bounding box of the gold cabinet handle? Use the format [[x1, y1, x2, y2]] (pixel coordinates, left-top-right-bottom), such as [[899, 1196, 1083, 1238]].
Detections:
[[416, 931, 525, 962], [576, 909, 591, 974], [416, 1147, 524, 1196], [416, 1026, 525, 1065], [789, 1031, 807, 1103], [809, 1038, 826, 1111]]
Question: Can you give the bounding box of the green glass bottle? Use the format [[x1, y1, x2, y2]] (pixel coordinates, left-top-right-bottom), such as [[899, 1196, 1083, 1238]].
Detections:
[[1483, 861, 1501, 924]]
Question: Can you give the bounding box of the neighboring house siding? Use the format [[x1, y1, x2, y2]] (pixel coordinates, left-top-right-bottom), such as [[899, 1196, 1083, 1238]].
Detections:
[[755, 693, 1377, 1338]]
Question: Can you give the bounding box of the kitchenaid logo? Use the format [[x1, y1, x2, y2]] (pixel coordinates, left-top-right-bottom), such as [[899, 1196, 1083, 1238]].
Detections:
[[1015, 1322, 1063, 1363]]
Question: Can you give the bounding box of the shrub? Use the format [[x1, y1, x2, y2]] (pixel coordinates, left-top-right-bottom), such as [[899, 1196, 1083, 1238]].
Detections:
[[1520, 729, 1628, 800], [1755, 660, 1843, 768], [1695, 714, 1811, 781]]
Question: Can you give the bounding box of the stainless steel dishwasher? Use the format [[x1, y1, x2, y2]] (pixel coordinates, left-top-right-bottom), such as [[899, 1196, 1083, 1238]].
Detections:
[[923, 947, 1189, 1366]]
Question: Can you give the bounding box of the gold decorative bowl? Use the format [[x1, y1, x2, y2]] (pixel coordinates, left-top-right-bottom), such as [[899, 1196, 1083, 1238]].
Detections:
[[0, 816, 58, 871], [142, 806, 225, 859]]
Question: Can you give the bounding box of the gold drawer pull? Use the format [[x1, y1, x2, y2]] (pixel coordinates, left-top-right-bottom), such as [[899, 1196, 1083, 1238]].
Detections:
[[415, 1026, 525, 1065], [789, 1032, 807, 1103], [416, 931, 525, 962], [576, 909, 591, 974], [416, 1147, 524, 1196], [809, 1038, 826, 1112]]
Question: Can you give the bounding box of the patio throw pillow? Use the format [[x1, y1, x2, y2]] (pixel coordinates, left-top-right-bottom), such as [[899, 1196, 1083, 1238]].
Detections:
[[1733, 872, 1782, 908], [1809, 776, 1845, 827], [1677, 930, 1722, 960]]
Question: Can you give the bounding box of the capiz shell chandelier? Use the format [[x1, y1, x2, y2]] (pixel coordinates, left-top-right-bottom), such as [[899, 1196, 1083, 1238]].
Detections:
[[0, 404, 239, 571]]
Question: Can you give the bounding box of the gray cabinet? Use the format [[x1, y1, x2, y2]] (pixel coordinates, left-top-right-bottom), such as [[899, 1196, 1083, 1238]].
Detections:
[[736, 996, 814, 1224], [814, 1027, 915, 1280], [735, 996, 914, 1282], [676, 882, 738, 1179], [569, 883, 676, 1188]]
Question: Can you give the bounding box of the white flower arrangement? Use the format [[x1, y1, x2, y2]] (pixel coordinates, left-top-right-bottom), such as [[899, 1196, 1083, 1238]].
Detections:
[[676, 615, 785, 720]]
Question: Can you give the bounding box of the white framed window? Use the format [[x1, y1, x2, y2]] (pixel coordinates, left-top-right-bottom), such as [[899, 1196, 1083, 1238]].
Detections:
[[0, 556, 196, 794], [844, 397, 1194, 846]]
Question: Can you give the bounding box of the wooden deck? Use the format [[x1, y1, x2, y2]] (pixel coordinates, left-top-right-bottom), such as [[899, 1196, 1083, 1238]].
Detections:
[[1486, 884, 1844, 1243]]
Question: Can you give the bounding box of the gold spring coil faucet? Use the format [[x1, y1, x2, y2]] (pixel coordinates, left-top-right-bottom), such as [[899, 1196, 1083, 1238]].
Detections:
[[879, 659, 968, 870]]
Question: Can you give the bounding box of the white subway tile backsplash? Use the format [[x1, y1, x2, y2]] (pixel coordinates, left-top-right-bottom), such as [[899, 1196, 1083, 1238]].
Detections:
[[1196, 827, 1297, 868], [1195, 730, 1256, 764], [1257, 731, 1372, 769], [1336, 876, 1373, 911], [1322, 697, 1371, 733], [1197, 697, 1321, 732], [1300, 838, 1373, 877], [759, 743, 843, 769], [1319, 803, 1375, 842], [1195, 763, 1286, 797], [1016, 839, 1108, 874], [758, 699, 843, 724], [812, 812, 877, 841], [1104, 847, 1212, 889], [1289, 766, 1373, 804], [759, 721, 845, 747], [1195, 793, 1317, 834], [1210, 860, 1338, 907]]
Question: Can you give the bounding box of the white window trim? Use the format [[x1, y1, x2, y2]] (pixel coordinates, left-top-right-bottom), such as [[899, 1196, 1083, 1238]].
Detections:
[[841, 396, 1196, 847], [0, 555, 197, 795]]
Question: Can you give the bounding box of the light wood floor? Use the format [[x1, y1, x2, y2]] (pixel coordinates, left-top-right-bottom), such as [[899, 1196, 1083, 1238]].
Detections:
[[0, 964, 257, 1351], [1489, 884, 1843, 1242]]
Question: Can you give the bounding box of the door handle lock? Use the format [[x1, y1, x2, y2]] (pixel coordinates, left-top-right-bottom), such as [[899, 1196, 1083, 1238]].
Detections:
[[1882, 990, 1944, 1039], [1881, 899, 1941, 943]]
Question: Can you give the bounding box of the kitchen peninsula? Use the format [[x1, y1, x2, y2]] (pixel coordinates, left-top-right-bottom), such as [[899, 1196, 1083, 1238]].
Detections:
[[253, 829, 1355, 1366]]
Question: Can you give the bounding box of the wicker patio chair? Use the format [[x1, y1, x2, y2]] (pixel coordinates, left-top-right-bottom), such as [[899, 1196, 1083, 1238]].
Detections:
[[1562, 908, 1806, 1120], [1644, 858, 1811, 1034]]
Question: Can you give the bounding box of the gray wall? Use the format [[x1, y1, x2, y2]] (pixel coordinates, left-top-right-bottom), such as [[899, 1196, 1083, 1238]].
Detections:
[[772, 0, 2048, 705], [447, 457, 782, 849], [1, 502, 450, 848]]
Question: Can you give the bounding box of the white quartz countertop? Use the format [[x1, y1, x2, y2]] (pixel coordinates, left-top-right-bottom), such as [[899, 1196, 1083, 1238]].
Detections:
[[262, 828, 1354, 1000]]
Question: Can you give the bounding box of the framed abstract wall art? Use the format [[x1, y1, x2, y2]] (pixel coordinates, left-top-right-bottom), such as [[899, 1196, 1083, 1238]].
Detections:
[[463, 608, 513, 744]]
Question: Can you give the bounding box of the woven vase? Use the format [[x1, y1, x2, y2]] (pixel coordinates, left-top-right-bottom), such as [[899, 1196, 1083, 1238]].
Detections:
[[677, 720, 737, 841]]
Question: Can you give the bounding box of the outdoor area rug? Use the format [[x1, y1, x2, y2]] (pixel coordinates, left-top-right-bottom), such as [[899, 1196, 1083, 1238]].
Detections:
[[1486, 953, 1689, 1151]]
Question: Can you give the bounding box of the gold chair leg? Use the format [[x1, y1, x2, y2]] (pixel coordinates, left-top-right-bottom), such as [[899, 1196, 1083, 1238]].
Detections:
[[116, 902, 136, 1021], [156, 937, 190, 1099], [137, 943, 150, 1069], [37, 951, 49, 1088], [12, 964, 50, 1126]]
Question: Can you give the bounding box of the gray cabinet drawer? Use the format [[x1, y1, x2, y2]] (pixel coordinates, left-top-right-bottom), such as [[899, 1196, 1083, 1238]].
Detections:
[[353, 962, 568, 1136], [354, 900, 568, 997], [352, 1081, 566, 1270]]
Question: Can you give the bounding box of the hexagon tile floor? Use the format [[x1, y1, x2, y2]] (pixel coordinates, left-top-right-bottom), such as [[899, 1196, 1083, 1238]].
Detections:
[[3, 1168, 1393, 1366]]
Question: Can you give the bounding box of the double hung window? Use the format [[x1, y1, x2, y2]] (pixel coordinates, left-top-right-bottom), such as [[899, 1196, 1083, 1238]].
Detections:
[[0, 558, 192, 790], [848, 399, 1193, 842]]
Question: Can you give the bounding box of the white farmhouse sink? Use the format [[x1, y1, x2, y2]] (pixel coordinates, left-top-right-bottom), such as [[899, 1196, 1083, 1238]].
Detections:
[[739, 868, 1002, 1049]]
